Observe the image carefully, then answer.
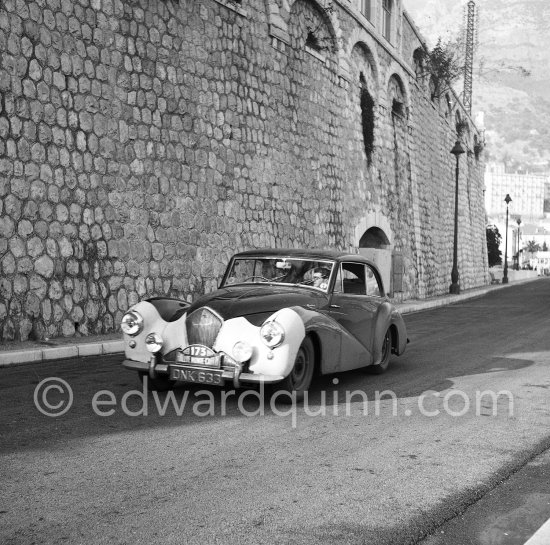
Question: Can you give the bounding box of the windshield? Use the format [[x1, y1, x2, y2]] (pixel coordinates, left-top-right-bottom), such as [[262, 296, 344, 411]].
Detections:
[[222, 257, 335, 292]]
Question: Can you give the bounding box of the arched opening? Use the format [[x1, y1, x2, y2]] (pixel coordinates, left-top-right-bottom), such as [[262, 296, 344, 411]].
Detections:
[[288, 0, 337, 56], [445, 93, 452, 119], [413, 48, 425, 80], [429, 76, 438, 102], [358, 226, 392, 295], [350, 42, 378, 168], [388, 74, 406, 119], [360, 74, 375, 165], [359, 227, 390, 249]]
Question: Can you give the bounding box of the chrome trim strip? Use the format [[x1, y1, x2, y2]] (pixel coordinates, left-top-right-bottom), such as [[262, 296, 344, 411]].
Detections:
[[122, 359, 149, 371], [238, 373, 285, 383], [196, 306, 224, 323]]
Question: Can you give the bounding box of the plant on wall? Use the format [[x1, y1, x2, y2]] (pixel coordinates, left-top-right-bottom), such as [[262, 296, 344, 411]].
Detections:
[[418, 38, 463, 100], [456, 119, 469, 139], [360, 75, 375, 165], [474, 139, 484, 160]]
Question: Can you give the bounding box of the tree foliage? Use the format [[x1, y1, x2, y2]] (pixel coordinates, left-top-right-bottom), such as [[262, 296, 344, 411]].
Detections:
[[486, 225, 502, 267], [419, 38, 463, 100], [524, 240, 541, 254]]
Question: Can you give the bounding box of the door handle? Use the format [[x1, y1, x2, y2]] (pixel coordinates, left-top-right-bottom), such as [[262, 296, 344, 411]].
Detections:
[[330, 304, 341, 309], [306, 304, 316, 309]]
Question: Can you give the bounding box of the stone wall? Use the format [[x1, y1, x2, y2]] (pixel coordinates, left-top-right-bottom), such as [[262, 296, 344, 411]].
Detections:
[[0, 0, 488, 341]]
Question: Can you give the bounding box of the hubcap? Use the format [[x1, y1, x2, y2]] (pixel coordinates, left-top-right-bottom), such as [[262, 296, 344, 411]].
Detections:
[[291, 348, 308, 386], [382, 332, 390, 360]]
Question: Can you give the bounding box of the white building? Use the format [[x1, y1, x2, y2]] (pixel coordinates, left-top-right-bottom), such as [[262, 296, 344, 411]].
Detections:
[[485, 162, 548, 220], [530, 251, 550, 275]]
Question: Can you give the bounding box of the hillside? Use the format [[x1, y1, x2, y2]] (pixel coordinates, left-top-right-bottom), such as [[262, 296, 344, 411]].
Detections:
[[404, 0, 550, 171]]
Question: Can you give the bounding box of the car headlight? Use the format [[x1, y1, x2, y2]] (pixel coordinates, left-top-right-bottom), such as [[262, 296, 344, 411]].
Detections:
[[233, 341, 253, 362], [260, 321, 285, 348], [145, 332, 163, 353], [121, 310, 143, 336]]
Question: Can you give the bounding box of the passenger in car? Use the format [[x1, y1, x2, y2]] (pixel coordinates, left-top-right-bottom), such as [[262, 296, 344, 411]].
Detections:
[[312, 267, 331, 289]]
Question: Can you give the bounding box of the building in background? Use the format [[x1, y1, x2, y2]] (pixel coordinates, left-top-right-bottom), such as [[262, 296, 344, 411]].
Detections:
[[484, 162, 550, 269], [484, 162, 548, 221]]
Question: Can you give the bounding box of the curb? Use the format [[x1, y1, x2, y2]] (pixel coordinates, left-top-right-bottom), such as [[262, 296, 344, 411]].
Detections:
[[0, 339, 124, 368], [0, 276, 542, 368], [396, 274, 542, 315], [396, 287, 492, 314]]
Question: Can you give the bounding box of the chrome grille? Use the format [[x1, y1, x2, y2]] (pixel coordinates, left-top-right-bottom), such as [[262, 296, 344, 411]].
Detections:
[[186, 307, 222, 348]]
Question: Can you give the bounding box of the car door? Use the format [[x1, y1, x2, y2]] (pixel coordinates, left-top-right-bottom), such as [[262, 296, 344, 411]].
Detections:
[[328, 261, 381, 371]]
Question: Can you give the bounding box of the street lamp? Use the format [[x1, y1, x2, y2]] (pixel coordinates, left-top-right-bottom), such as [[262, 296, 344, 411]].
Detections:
[[503, 194, 512, 284], [450, 140, 466, 294], [516, 218, 522, 270]]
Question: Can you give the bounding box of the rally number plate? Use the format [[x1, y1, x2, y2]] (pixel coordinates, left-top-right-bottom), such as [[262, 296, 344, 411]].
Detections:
[[169, 366, 224, 385], [176, 345, 221, 368]]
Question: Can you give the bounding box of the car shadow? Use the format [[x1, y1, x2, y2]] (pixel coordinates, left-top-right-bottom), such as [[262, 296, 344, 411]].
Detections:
[[0, 343, 537, 456]]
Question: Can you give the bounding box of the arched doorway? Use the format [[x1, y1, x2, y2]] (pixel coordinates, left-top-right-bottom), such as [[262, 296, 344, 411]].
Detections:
[[359, 227, 390, 249], [357, 226, 392, 297], [355, 211, 394, 296]]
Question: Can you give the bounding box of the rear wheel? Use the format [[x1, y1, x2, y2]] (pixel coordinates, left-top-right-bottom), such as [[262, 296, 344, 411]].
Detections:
[[369, 328, 392, 375], [275, 336, 315, 401], [138, 371, 175, 392]]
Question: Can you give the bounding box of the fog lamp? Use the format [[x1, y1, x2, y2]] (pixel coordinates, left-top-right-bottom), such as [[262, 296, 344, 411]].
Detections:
[[233, 341, 253, 362], [145, 332, 163, 353]]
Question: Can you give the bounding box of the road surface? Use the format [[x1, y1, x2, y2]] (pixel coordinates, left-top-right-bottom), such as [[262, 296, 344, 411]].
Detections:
[[1, 279, 550, 544]]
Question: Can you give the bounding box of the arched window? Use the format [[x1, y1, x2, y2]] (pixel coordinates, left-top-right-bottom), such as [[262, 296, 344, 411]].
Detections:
[[360, 72, 375, 165], [429, 76, 437, 101], [445, 93, 452, 118], [359, 0, 371, 21], [388, 75, 405, 118], [382, 0, 392, 41], [413, 48, 424, 80]]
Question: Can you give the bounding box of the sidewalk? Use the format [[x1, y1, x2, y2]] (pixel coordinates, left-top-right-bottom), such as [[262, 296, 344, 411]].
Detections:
[[0, 276, 542, 368]]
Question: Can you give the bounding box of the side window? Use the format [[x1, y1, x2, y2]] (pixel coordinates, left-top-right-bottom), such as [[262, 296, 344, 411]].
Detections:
[[333, 267, 343, 293], [365, 265, 382, 297], [341, 263, 366, 295]]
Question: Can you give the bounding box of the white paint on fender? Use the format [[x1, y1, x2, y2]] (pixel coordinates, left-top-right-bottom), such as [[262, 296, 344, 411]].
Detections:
[[214, 308, 306, 378], [123, 301, 188, 362], [125, 302, 307, 380]]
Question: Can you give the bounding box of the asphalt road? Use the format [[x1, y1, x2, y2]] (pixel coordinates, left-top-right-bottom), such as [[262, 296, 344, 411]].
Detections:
[[1, 279, 550, 545]]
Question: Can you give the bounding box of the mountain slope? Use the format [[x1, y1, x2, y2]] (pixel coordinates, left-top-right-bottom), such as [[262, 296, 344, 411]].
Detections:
[[404, 0, 550, 171]]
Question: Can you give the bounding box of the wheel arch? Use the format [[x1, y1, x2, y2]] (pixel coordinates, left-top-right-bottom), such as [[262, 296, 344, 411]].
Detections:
[[306, 330, 322, 376], [389, 323, 399, 354]]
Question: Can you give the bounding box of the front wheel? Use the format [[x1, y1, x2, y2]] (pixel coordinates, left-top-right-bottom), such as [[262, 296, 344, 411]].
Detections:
[[275, 336, 315, 401], [369, 328, 392, 375], [138, 371, 175, 392]]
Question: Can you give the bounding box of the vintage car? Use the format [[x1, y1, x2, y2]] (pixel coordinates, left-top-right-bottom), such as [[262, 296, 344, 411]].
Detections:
[[121, 249, 408, 397]]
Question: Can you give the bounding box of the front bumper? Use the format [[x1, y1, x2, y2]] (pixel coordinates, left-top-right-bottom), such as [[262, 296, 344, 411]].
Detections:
[[122, 355, 285, 388]]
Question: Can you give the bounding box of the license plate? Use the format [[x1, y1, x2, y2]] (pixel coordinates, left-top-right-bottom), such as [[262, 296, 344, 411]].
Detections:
[[177, 345, 221, 368], [170, 366, 224, 385]]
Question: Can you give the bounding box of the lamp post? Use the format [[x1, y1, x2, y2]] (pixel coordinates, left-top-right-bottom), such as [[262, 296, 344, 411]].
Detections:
[[503, 194, 512, 284], [450, 140, 466, 294], [516, 218, 522, 270]]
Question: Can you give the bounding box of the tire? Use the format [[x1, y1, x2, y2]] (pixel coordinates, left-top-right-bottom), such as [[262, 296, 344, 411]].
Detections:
[[369, 328, 392, 375], [275, 336, 315, 402], [138, 371, 175, 392]]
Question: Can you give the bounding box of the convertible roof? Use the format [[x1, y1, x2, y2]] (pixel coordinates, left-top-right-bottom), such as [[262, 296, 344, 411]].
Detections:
[[232, 248, 375, 264]]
